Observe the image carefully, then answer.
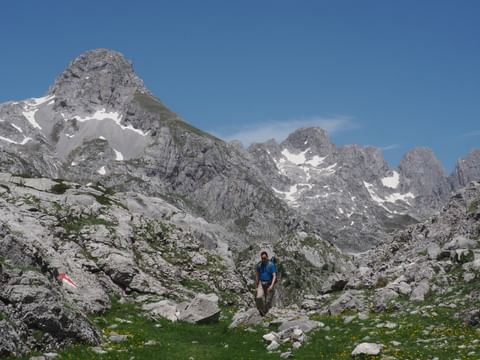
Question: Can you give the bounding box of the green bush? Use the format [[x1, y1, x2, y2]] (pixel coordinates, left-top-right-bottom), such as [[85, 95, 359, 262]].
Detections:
[[50, 182, 70, 194]]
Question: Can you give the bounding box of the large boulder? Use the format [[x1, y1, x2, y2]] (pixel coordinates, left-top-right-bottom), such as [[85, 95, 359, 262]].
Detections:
[[97, 252, 138, 288], [142, 300, 179, 322], [278, 318, 322, 333], [352, 342, 384, 356], [178, 293, 221, 324], [374, 288, 399, 311], [329, 291, 366, 315], [0, 320, 24, 357], [410, 279, 430, 302], [444, 236, 477, 250], [0, 270, 101, 355], [229, 308, 263, 329]]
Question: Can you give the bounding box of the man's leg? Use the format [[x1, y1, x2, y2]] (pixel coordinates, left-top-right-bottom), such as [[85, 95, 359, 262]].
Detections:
[[265, 287, 274, 314], [255, 283, 266, 315]]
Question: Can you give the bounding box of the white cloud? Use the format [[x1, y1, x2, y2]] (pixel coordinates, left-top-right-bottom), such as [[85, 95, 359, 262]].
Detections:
[[381, 144, 400, 151], [211, 116, 357, 146], [462, 130, 480, 137]]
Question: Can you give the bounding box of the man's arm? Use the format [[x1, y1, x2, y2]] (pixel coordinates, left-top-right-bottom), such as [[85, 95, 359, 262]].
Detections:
[[268, 272, 277, 292], [255, 270, 259, 287]]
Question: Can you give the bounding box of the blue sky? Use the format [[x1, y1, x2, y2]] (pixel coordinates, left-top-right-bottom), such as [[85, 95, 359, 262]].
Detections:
[[1, 0, 479, 172]]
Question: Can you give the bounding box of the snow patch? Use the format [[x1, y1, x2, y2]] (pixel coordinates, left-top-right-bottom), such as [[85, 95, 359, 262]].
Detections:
[[0, 135, 32, 145], [281, 148, 308, 165], [364, 181, 415, 210], [113, 149, 124, 161], [306, 155, 327, 167], [71, 161, 78, 166], [273, 186, 297, 204], [315, 162, 337, 176], [97, 166, 106, 175], [10, 123, 23, 133], [23, 109, 41, 129], [74, 109, 149, 136], [98, 136, 106, 140], [22, 95, 55, 130], [381, 171, 400, 189], [25, 95, 55, 107], [385, 192, 415, 203], [65, 134, 75, 138]]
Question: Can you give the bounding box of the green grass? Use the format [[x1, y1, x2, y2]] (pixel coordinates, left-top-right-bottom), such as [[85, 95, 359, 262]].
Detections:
[[10, 300, 286, 360], [61, 215, 115, 234], [468, 199, 479, 214], [134, 91, 219, 141], [181, 278, 211, 293], [298, 309, 480, 359], [301, 235, 318, 247], [7, 288, 480, 360]]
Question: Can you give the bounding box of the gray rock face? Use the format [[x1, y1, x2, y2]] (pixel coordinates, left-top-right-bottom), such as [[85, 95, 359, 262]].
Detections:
[[48, 48, 147, 112], [398, 147, 451, 214], [249, 128, 479, 252], [450, 149, 480, 190], [332, 181, 480, 316], [0, 174, 252, 356], [248, 129, 422, 251], [0, 268, 101, 353]]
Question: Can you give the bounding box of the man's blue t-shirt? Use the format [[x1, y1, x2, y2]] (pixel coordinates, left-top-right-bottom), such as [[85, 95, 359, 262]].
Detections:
[[256, 261, 277, 282]]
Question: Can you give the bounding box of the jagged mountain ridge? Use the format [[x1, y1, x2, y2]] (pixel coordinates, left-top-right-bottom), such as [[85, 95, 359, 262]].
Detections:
[[248, 128, 480, 251], [0, 48, 479, 254]]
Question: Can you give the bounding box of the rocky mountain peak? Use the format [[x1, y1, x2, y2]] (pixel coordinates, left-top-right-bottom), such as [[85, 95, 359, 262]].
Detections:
[[48, 48, 147, 110], [450, 149, 480, 189], [282, 127, 335, 156], [399, 147, 446, 180], [399, 147, 451, 211]]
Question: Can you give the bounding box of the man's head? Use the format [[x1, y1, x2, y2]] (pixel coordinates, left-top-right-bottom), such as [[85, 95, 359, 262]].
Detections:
[[260, 251, 268, 263]]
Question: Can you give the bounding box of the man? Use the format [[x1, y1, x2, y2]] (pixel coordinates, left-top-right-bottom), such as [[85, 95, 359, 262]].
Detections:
[[255, 251, 277, 316]]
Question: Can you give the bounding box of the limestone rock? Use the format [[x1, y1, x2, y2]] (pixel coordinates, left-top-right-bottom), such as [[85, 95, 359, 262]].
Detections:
[[178, 293, 220, 324], [410, 279, 430, 302], [229, 308, 263, 329], [351, 342, 384, 356], [329, 291, 366, 315], [278, 319, 322, 333], [142, 300, 179, 322]]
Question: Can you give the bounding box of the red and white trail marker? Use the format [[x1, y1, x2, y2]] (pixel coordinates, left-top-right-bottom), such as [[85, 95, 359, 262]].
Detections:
[[58, 272, 78, 289]]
